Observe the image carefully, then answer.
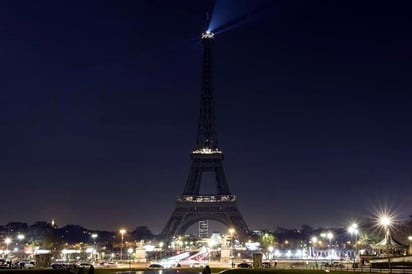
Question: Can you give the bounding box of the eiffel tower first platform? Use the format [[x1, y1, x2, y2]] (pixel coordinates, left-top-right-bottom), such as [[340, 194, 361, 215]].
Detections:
[[160, 30, 249, 240]]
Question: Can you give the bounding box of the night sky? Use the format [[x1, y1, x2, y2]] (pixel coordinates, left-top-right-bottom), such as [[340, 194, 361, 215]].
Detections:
[[1, 1, 412, 233]]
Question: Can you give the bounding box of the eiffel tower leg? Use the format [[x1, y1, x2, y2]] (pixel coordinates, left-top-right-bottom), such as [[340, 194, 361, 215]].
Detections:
[[214, 163, 231, 195], [183, 160, 202, 195], [161, 208, 184, 240]]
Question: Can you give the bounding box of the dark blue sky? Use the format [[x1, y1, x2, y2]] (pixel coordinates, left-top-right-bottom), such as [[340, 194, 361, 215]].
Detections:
[[1, 1, 411, 233]]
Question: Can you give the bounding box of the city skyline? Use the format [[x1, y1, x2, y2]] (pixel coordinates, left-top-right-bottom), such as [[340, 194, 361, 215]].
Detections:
[[1, 1, 411, 233]]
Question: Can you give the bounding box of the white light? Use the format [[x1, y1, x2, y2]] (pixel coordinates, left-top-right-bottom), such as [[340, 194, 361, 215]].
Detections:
[[348, 223, 359, 235], [193, 148, 222, 154], [379, 215, 391, 227], [327, 232, 333, 240], [144, 245, 155, 252], [208, 238, 218, 248], [201, 31, 215, 39]]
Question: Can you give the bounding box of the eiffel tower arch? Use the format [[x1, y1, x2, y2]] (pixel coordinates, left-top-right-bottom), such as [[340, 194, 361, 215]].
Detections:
[[160, 30, 249, 240]]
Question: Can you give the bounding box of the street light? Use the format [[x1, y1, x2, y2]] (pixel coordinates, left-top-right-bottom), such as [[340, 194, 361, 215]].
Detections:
[[4, 238, 11, 257], [228, 228, 235, 267], [311, 236, 318, 258], [17, 234, 25, 253], [348, 223, 359, 262], [127, 248, 133, 269], [91, 233, 98, 263], [379, 215, 393, 272], [119, 229, 126, 261], [326, 232, 333, 262]]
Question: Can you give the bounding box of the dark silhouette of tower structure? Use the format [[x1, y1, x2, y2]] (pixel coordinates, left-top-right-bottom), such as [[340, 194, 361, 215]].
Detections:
[[161, 30, 249, 240]]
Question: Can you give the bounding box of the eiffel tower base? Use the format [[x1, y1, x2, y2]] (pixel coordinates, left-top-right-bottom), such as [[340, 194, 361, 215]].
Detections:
[[161, 195, 249, 240]]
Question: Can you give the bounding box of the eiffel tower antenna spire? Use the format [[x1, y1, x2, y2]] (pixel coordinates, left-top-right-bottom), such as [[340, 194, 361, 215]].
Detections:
[[195, 29, 218, 152]]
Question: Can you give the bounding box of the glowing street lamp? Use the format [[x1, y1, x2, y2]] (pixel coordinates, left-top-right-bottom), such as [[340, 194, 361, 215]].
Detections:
[[127, 248, 133, 269], [4, 238, 11, 256], [311, 236, 318, 258], [348, 223, 359, 261], [379, 214, 393, 273], [327, 232, 333, 242], [228, 228, 235, 267], [91, 233, 98, 263], [119, 229, 126, 261], [16, 234, 25, 253], [326, 232, 333, 261], [379, 215, 392, 228]]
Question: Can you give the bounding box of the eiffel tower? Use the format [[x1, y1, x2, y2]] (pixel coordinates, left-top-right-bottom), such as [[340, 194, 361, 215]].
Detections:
[[161, 30, 249, 240]]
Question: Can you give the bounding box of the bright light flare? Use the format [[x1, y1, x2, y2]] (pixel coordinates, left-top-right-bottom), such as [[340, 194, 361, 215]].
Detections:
[[311, 236, 318, 244], [370, 202, 399, 231], [119, 229, 126, 235], [348, 223, 359, 235], [379, 215, 392, 228], [201, 31, 215, 39], [327, 232, 333, 240]]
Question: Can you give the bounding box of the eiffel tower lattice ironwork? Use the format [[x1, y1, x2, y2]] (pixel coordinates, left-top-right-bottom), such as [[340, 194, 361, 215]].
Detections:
[[161, 30, 249, 240]]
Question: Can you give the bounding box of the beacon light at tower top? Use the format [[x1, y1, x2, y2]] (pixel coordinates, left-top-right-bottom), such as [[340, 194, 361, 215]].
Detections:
[[201, 30, 214, 39]]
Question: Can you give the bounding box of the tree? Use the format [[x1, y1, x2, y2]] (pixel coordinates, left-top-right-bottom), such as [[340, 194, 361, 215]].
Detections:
[[300, 225, 314, 236], [28, 221, 62, 250], [132, 226, 154, 240], [260, 232, 275, 250]]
